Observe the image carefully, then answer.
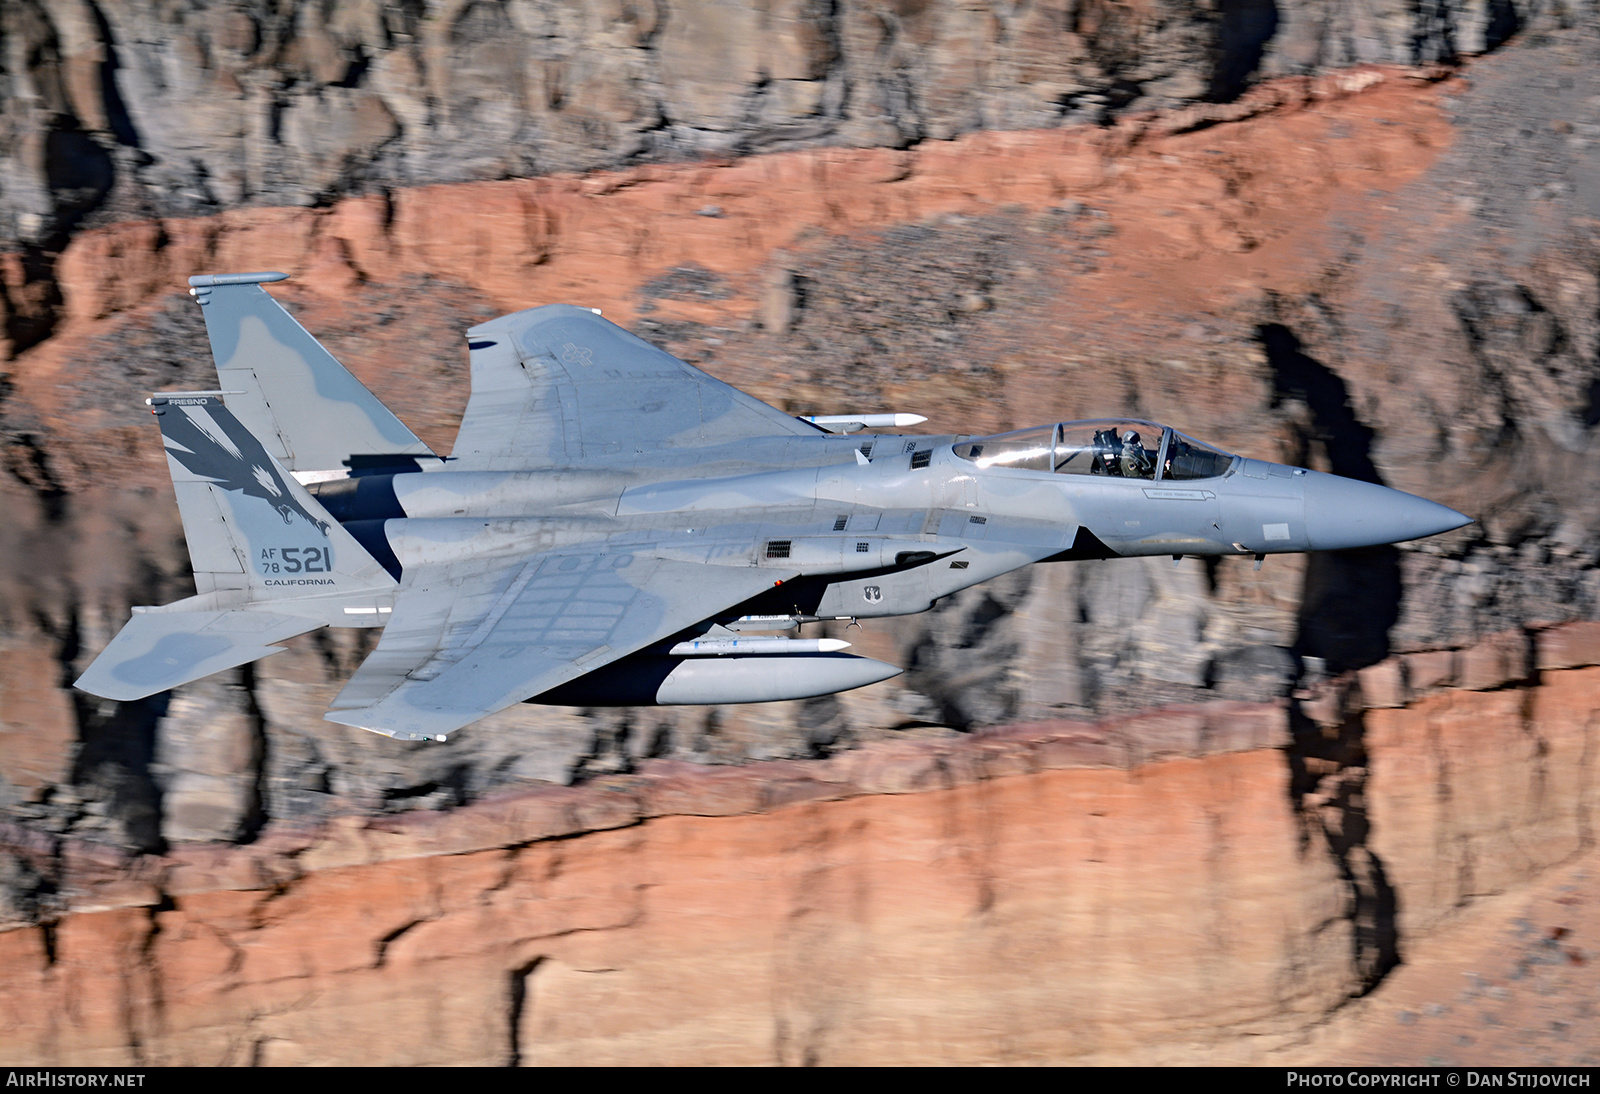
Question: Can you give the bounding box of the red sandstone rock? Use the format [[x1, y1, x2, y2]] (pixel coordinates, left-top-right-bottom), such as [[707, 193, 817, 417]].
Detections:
[[1536, 621, 1600, 671], [0, 661, 1595, 1063], [1405, 649, 1458, 694], [0, 644, 76, 796], [1457, 629, 1532, 691], [1366, 669, 1600, 941], [0, 739, 1358, 1065], [1358, 658, 1409, 709]]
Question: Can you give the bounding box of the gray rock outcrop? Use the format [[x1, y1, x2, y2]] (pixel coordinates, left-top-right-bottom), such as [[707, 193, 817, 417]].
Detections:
[[0, 0, 1566, 253]]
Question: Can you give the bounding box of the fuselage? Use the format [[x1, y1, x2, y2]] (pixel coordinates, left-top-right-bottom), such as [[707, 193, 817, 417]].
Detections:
[[304, 419, 1469, 630]]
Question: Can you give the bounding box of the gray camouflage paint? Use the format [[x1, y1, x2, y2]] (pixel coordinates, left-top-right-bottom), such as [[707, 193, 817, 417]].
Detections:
[[189, 273, 433, 471]]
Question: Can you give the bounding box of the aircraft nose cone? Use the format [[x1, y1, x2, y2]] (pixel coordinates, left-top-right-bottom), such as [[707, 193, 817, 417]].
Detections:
[[1301, 471, 1472, 551]]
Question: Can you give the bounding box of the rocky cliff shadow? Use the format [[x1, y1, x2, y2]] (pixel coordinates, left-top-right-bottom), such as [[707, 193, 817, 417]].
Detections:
[[1211, 0, 1281, 102], [89, 1, 141, 152], [1259, 322, 1401, 674], [1263, 322, 1404, 992], [0, 249, 62, 356], [1287, 704, 1404, 992], [49, 604, 165, 854], [67, 691, 165, 854]]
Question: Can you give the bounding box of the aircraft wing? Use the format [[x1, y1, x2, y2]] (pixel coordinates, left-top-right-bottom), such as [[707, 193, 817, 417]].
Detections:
[[449, 304, 822, 470], [324, 545, 795, 740]]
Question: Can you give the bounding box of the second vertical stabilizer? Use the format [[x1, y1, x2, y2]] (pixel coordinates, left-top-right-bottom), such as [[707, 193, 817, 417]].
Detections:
[[188, 272, 435, 473]]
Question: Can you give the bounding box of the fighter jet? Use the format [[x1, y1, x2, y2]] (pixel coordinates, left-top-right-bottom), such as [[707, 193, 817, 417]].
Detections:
[[74, 272, 1471, 741]]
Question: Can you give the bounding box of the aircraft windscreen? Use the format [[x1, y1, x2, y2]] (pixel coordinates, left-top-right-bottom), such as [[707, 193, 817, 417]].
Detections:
[[954, 421, 1236, 482], [950, 426, 1054, 471]]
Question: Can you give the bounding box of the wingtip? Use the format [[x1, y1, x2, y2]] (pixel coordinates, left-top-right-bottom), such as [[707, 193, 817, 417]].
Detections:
[[323, 706, 456, 742]]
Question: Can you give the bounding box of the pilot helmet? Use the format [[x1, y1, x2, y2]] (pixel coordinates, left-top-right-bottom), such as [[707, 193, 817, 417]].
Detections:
[[1122, 430, 1141, 445]]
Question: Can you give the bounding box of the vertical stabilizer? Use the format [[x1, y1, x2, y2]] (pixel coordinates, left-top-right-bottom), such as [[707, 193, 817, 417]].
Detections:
[[150, 393, 400, 610], [187, 272, 434, 472]]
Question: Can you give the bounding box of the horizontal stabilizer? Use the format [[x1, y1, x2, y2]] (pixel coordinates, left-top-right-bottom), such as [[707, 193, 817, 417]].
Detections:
[[75, 610, 323, 701]]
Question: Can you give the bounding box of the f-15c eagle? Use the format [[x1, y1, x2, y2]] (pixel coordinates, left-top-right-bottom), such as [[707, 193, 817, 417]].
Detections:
[[75, 272, 1470, 742]]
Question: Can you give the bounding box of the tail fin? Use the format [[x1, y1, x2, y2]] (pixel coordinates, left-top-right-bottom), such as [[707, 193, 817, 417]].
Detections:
[[148, 393, 401, 603], [187, 272, 435, 473], [74, 394, 401, 702]]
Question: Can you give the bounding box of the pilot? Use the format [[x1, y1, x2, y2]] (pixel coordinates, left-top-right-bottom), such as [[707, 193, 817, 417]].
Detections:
[[1119, 430, 1153, 479]]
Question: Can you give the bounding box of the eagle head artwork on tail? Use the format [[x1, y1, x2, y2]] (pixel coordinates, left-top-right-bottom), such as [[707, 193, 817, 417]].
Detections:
[[157, 395, 331, 536]]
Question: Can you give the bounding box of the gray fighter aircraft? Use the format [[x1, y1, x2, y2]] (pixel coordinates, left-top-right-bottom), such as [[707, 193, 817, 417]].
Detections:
[[74, 272, 1471, 742]]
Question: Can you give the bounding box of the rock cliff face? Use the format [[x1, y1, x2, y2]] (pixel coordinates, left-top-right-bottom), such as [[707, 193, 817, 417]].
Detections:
[[0, 0, 1541, 216], [0, 0, 1571, 354], [2, 0, 1600, 1066], [0, 656, 1595, 1065]]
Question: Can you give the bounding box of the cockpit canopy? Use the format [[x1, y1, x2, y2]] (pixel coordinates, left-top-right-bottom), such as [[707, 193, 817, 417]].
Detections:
[[952, 420, 1236, 482]]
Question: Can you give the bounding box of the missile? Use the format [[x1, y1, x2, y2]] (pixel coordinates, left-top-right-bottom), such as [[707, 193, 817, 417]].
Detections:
[[724, 614, 811, 632], [668, 637, 852, 656], [803, 413, 929, 434]]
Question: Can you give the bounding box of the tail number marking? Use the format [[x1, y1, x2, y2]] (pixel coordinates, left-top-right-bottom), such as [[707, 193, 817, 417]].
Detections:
[[260, 546, 332, 574]]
